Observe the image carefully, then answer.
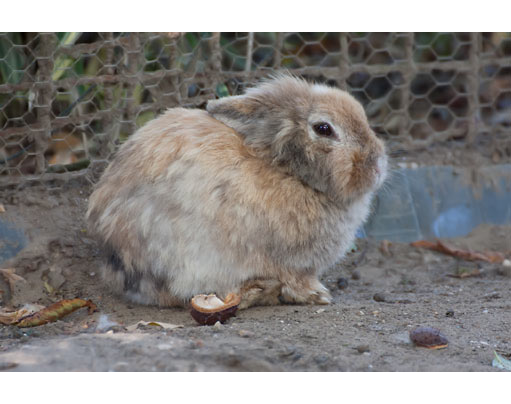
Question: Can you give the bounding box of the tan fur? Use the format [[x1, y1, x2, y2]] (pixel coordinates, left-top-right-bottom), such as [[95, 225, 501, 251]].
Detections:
[[87, 74, 388, 309]]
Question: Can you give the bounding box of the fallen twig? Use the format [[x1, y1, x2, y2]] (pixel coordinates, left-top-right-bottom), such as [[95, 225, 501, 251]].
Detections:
[[411, 240, 506, 264]]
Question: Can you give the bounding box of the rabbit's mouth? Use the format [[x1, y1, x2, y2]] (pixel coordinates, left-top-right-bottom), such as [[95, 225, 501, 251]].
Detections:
[[328, 148, 388, 204], [374, 154, 389, 189]]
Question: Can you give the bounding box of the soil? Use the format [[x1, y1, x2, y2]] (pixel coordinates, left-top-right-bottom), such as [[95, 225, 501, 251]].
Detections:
[[0, 177, 510, 372]]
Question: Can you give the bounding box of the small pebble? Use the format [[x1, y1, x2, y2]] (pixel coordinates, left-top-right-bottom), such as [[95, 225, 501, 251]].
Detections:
[[356, 345, 370, 353], [337, 277, 349, 289], [373, 292, 386, 302], [499, 262, 511, 277], [314, 355, 329, 365], [280, 345, 297, 357], [213, 321, 223, 330], [238, 329, 254, 338], [445, 310, 455, 317], [351, 270, 361, 280]]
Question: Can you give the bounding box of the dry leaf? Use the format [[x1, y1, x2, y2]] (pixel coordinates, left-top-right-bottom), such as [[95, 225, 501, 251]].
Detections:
[[447, 267, 481, 279], [411, 240, 506, 264], [43, 280, 55, 294], [15, 298, 97, 328], [126, 320, 184, 332], [492, 351, 511, 371], [379, 240, 392, 256], [0, 304, 44, 325], [0, 268, 27, 291], [0, 308, 31, 325], [457, 269, 480, 278]]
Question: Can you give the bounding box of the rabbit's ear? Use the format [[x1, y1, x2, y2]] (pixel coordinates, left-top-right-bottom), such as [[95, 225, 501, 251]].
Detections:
[[207, 75, 310, 149], [207, 95, 278, 148], [207, 95, 259, 133]]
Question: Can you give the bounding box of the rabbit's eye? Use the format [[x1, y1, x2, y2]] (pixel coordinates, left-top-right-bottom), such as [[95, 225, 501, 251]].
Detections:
[[313, 123, 334, 138]]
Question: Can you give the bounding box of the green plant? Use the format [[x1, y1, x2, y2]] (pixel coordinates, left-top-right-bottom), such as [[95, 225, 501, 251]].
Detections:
[[0, 33, 26, 85]]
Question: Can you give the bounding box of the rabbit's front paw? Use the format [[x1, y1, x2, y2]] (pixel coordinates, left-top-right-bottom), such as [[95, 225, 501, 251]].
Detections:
[[280, 277, 332, 305]]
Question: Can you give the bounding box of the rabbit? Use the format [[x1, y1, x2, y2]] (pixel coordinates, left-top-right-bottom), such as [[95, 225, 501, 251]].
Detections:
[[86, 74, 388, 309]]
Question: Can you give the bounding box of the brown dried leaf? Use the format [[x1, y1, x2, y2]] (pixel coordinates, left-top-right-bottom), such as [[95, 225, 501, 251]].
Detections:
[[0, 304, 44, 325], [447, 267, 481, 279], [0, 268, 27, 291], [0, 309, 29, 325], [411, 240, 506, 264], [15, 298, 98, 328], [126, 321, 184, 332], [379, 240, 392, 256]]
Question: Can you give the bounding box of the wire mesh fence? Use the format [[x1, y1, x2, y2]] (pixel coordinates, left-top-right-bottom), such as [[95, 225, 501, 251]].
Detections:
[[1, 32, 510, 186]]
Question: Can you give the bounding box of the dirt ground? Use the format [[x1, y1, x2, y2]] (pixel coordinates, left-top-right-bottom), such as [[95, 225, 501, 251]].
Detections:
[[0, 176, 510, 372]]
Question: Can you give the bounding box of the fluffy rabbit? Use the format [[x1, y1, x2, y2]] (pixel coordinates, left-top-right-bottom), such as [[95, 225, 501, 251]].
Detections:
[[86, 74, 388, 309]]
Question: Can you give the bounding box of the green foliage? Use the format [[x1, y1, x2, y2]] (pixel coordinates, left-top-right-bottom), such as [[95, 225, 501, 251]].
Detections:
[[0, 33, 26, 85], [52, 32, 81, 81]]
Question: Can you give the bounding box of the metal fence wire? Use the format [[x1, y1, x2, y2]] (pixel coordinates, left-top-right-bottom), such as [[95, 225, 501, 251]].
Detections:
[[1, 32, 510, 185]]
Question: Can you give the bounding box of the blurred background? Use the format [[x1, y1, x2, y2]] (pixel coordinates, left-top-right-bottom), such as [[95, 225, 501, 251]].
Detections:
[[0, 32, 510, 242]]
